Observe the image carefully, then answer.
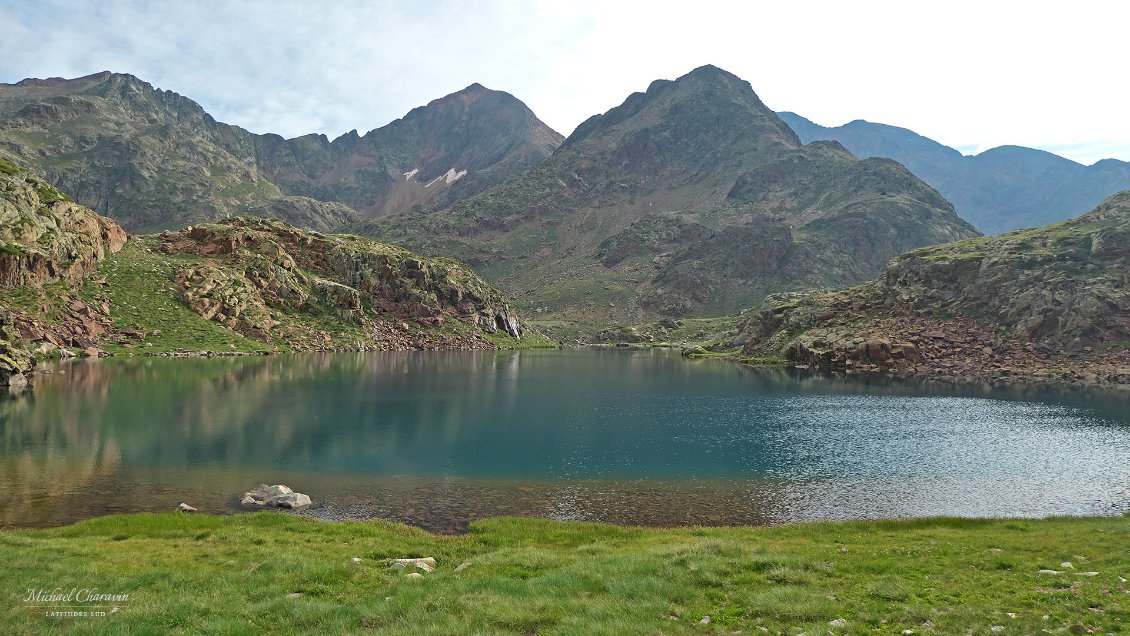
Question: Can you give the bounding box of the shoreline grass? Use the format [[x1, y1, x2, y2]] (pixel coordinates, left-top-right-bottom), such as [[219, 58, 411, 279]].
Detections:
[[3, 513, 1126, 634]]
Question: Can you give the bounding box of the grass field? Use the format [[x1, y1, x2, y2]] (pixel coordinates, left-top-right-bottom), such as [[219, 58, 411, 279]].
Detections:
[[2, 513, 1126, 634]]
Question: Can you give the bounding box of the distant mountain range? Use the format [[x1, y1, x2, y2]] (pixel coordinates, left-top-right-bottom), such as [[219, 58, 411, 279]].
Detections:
[[779, 112, 1130, 234], [364, 66, 977, 326], [0, 72, 560, 232], [9, 65, 1128, 331]]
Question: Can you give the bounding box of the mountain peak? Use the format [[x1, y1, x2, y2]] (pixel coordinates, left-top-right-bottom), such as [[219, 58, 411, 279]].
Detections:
[[564, 64, 797, 153], [684, 63, 739, 81], [255, 81, 563, 218]]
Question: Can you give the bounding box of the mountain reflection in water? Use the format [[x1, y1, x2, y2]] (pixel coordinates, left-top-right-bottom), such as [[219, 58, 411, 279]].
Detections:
[[1, 350, 1127, 532]]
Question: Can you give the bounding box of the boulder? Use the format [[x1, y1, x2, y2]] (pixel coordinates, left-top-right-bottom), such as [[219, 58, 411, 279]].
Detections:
[[240, 484, 312, 509], [2, 371, 27, 390], [270, 493, 312, 509], [0, 310, 34, 386], [390, 557, 437, 573], [33, 342, 57, 356], [176, 503, 197, 513]]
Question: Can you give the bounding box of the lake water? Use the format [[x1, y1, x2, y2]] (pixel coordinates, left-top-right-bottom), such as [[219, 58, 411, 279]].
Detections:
[[2, 349, 1128, 532]]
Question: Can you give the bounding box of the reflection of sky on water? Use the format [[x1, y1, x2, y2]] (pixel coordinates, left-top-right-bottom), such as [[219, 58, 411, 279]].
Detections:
[[1, 349, 1128, 529]]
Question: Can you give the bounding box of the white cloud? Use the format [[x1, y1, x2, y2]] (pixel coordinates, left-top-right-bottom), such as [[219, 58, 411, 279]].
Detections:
[[1, 0, 1128, 164]]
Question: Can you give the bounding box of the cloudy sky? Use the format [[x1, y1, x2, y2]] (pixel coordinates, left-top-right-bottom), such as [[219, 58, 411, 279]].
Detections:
[[1, 0, 1127, 164]]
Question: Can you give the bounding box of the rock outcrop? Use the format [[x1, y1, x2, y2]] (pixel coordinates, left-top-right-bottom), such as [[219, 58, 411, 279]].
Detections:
[[876, 192, 1130, 351], [0, 157, 127, 377], [159, 217, 523, 346], [0, 310, 32, 388], [733, 190, 1130, 387], [0, 157, 126, 287], [244, 196, 359, 233], [240, 484, 311, 509], [0, 158, 528, 357]]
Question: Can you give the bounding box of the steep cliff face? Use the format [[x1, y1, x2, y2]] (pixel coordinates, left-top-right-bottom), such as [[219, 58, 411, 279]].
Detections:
[[733, 191, 1130, 384]]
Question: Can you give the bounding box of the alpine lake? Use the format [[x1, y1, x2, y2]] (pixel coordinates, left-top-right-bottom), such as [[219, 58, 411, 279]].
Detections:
[[2, 349, 1128, 533]]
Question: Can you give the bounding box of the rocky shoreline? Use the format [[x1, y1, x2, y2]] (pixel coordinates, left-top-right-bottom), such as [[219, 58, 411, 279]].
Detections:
[[736, 314, 1130, 392]]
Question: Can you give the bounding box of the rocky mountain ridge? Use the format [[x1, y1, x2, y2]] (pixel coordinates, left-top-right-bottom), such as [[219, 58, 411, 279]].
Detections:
[[780, 112, 1130, 234], [0, 72, 561, 231], [255, 82, 563, 217], [364, 65, 979, 331]]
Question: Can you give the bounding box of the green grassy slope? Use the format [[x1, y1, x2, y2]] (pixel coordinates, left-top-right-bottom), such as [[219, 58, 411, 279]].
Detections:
[[2, 513, 1126, 634]]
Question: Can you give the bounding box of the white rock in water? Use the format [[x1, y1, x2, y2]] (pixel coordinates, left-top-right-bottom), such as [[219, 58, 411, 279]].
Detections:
[[270, 492, 311, 509], [240, 484, 311, 508], [176, 502, 197, 513]]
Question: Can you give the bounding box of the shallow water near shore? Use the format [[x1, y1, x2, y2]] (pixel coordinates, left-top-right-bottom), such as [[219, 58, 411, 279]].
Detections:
[[2, 349, 1128, 532]]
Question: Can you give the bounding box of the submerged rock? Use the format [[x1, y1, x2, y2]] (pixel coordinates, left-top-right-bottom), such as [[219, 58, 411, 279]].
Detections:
[[241, 484, 312, 509]]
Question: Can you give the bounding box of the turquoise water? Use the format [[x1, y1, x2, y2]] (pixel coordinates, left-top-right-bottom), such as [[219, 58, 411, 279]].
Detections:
[[2, 349, 1128, 531]]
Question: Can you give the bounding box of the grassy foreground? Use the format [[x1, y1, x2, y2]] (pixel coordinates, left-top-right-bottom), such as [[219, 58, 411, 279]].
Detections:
[[2, 514, 1127, 634]]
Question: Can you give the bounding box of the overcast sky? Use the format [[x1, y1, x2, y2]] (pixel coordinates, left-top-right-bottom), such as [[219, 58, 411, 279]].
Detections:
[[1, 0, 1127, 164]]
